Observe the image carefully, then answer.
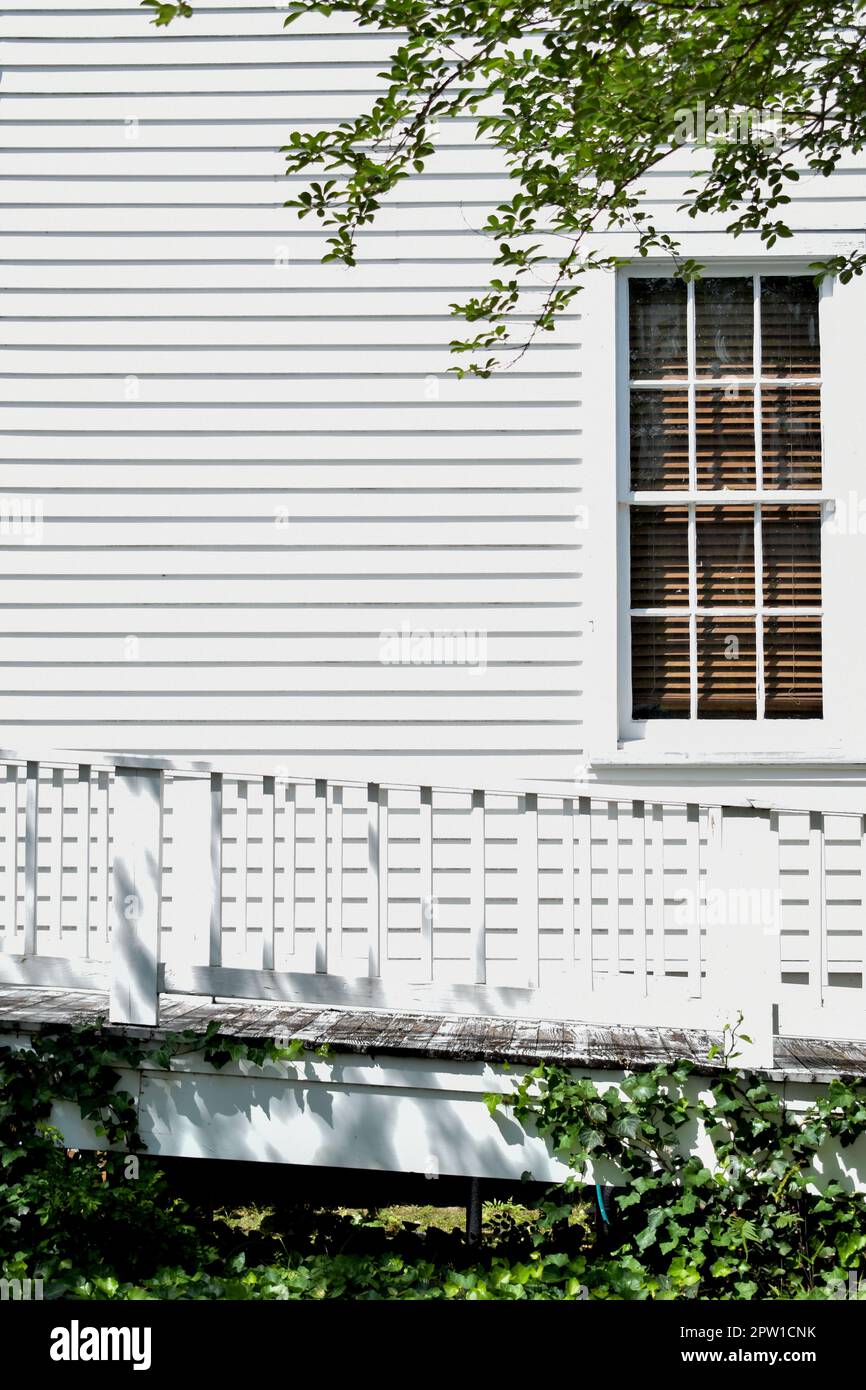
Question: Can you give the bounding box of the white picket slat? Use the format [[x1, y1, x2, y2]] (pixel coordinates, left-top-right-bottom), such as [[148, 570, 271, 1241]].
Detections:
[[0, 767, 20, 947], [91, 767, 111, 956], [366, 781, 381, 978], [331, 782, 344, 968], [469, 789, 486, 986], [608, 802, 621, 976], [686, 804, 701, 997], [210, 771, 223, 968], [633, 801, 648, 995], [69, 765, 91, 958], [235, 779, 250, 958], [41, 767, 64, 954], [518, 792, 539, 990], [277, 778, 296, 965], [313, 778, 328, 974], [808, 811, 825, 1006], [23, 761, 39, 956], [649, 803, 665, 980], [261, 775, 276, 972], [577, 795, 593, 990], [377, 786, 388, 976], [419, 786, 434, 982], [562, 798, 576, 972]]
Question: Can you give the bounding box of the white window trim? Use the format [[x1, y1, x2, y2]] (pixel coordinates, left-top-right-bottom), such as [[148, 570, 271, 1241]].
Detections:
[[580, 252, 866, 769]]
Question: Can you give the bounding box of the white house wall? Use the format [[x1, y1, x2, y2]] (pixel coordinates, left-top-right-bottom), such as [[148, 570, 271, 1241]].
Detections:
[[2, 2, 866, 799]]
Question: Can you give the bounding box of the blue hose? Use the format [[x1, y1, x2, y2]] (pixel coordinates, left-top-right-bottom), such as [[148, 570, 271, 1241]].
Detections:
[[595, 1183, 610, 1225]]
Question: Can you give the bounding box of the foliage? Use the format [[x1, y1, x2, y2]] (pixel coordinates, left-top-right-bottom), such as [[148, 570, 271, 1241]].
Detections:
[[141, 0, 192, 25], [0, 1023, 323, 1291], [0, 1024, 587, 1300], [51, 1249, 592, 1301], [144, 0, 866, 371], [0, 1027, 199, 1287], [3, 1018, 865, 1299], [488, 1017, 866, 1299]]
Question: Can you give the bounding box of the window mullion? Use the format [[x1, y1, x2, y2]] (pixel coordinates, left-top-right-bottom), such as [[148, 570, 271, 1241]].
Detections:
[[753, 274, 766, 719], [687, 280, 698, 718], [688, 503, 698, 719], [754, 502, 765, 718]]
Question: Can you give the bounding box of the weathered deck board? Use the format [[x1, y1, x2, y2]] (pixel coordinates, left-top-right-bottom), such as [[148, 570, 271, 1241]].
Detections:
[[1, 984, 864, 1081]]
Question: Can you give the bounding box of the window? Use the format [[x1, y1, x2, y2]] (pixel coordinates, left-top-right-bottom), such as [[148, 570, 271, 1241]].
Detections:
[[626, 273, 823, 724]]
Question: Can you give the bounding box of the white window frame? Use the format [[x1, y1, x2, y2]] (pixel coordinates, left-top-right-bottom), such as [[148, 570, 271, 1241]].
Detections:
[[580, 252, 866, 766]]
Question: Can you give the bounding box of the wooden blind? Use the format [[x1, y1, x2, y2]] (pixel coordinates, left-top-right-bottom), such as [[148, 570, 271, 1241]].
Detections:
[[696, 616, 758, 718], [694, 277, 753, 377], [764, 615, 823, 717], [630, 390, 690, 489], [627, 273, 823, 722], [762, 505, 822, 606], [695, 390, 756, 489], [630, 507, 689, 607], [628, 278, 687, 378], [761, 386, 822, 488], [695, 506, 755, 605], [631, 617, 691, 719], [760, 276, 821, 376]]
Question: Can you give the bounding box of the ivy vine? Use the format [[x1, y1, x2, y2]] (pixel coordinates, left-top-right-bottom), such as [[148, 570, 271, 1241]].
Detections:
[[487, 1018, 866, 1299]]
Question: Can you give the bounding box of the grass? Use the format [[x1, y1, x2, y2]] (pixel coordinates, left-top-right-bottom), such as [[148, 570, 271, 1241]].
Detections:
[[217, 1198, 552, 1246]]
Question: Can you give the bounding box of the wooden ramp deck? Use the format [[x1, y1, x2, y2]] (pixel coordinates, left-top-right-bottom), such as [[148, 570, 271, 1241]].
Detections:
[[4, 985, 866, 1187], [2, 984, 866, 1084]]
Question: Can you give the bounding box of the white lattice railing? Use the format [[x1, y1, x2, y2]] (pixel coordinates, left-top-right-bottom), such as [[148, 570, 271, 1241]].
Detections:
[[0, 749, 863, 1059]]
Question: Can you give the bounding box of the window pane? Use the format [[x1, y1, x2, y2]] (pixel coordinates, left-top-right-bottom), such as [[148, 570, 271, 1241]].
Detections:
[[764, 616, 822, 717], [760, 276, 820, 376], [761, 385, 822, 488], [696, 617, 757, 718], [630, 389, 690, 490], [695, 506, 755, 606], [762, 505, 822, 606], [695, 277, 753, 377], [629, 278, 687, 379], [631, 617, 690, 719], [630, 506, 689, 607], [695, 388, 756, 489]]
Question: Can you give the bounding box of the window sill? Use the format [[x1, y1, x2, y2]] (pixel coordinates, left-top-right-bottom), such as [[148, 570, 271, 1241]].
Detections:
[[590, 748, 866, 769]]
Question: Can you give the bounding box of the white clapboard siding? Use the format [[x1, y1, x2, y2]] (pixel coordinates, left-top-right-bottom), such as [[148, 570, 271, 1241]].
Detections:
[[0, 120, 495, 147], [0, 604, 580, 633], [0, 96, 424, 120], [0, 664, 578, 692], [1, 290, 558, 317], [0, 319, 582, 349], [0, 261, 561, 288], [0, 520, 579, 550], [0, 75, 396, 98], [0, 434, 579, 460], [0, 202, 855, 233], [0, 0, 859, 785], [0, 149, 507, 174], [0, 494, 583, 522], [0, 381, 576, 406], [0, 350, 576, 378]]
